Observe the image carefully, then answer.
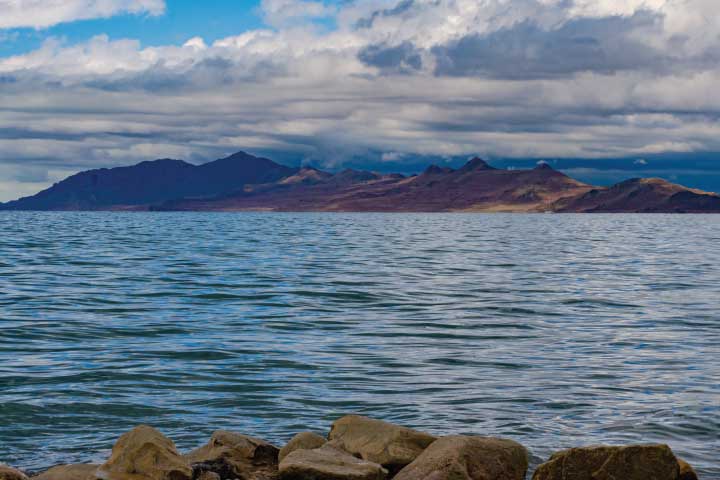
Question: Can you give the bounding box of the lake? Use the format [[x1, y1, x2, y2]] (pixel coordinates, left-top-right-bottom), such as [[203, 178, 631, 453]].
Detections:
[[0, 212, 718, 476]]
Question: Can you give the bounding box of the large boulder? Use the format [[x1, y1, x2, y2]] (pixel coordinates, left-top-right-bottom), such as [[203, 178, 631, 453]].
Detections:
[[1, 465, 28, 480], [97, 425, 192, 480], [279, 444, 387, 480], [393, 435, 528, 480], [279, 433, 326, 462], [33, 465, 100, 480], [532, 444, 680, 480], [184, 431, 279, 480], [328, 415, 436, 472], [678, 459, 699, 480]]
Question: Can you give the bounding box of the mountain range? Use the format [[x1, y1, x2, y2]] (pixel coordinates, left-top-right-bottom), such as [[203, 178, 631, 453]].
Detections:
[[2, 151, 720, 213]]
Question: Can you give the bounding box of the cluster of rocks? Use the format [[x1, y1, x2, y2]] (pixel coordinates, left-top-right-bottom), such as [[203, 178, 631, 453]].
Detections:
[[1, 415, 700, 480]]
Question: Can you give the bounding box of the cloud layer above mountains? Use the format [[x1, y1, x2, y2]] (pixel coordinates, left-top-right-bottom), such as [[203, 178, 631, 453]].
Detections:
[[1, 0, 719, 199]]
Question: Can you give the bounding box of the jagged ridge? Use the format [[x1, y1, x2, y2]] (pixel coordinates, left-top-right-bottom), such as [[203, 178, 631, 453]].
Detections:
[[2, 152, 719, 213]]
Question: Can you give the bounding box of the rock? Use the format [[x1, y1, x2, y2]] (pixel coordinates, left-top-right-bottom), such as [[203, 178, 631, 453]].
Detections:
[[678, 459, 699, 480], [1, 465, 28, 480], [328, 415, 436, 472], [184, 431, 279, 480], [279, 444, 387, 480], [97, 425, 192, 480], [532, 444, 680, 480], [393, 435, 528, 480], [279, 432, 326, 462], [33, 465, 100, 480], [193, 473, 219, 480]]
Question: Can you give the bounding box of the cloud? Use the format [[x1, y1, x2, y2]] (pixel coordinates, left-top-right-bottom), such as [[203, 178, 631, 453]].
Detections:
[[358, 41, 422, 74], [354, 0, 416, 30], [431, 13, 667, 79], [0, 0, 166, 30], [1, 0, 720, 201], [260, 0, 335, 28], [381, 152, 404, 161]]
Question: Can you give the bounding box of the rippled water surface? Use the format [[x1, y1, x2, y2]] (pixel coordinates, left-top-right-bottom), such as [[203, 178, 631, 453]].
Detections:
[[1, 212, 719, 476]]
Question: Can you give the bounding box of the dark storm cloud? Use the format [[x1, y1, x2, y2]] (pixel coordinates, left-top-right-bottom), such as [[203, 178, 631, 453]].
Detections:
[[354, 0, 417, 29], [353, 11, 677, 79], [432, 12, 666, 79], [358, 41, 422, 73]]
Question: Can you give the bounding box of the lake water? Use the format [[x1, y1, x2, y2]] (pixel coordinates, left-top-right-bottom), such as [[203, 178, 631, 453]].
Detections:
[[0, 212, 718, 476]]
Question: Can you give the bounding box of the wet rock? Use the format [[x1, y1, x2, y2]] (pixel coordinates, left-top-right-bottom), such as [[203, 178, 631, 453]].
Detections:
[[33, 465, 99, 480], [393, 435, 528, 480], [279, 433, 326, 462], [1, 465, 28, 480], [184, 431, 279, 480], [328, 415, 436, 472], [678, 459, 699, 480], [279, 444, 387, 480], [97, 425, 192, 480], [532, 444, 680, 480]]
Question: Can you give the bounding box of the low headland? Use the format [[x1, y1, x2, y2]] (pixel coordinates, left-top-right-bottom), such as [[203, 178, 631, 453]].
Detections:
[[0, 415, 700, 480]]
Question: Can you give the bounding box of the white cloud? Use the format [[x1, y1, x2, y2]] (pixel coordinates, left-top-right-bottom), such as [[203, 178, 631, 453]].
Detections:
[[183, 37, 207, 51], [381, 152, 404, 161], [0, 0, 166, 30], [260, 0, 335, 28]]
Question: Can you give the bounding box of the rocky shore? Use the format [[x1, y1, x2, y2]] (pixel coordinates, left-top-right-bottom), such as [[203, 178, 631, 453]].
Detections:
[[1, 415, 700, 480]]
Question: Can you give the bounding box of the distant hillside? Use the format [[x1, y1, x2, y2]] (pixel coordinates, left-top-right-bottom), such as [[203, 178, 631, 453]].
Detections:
[[0, 152, 296, 211], [553, 178, 720, 213], [155, 157, 594, 212], [2, 152, 719, 213]]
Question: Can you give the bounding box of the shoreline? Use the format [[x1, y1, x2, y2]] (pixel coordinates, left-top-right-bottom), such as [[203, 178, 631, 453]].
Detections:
[[3, 209, 720, 214], [1, 415, 700, 480]]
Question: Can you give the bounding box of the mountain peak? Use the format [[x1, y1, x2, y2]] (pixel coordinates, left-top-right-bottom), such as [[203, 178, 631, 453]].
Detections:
[[534, 162, 554, 171], [210, 151, 258, 164], [460, 157, 494, 172], [280, 167, 332, 185], [423, 164, 454, 175], [135, 158, 192, 169], [226, 150, 253, 158]]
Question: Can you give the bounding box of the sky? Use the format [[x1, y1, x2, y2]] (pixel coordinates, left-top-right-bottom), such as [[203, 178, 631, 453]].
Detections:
[[1, 0, 720, 201]]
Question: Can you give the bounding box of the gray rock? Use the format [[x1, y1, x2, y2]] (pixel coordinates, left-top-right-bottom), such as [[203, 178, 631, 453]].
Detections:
[[33, 465, 100, 480], [393, 435, 528, 480], [184, 431, 279, 480], [97, 426, 192, 480], [193, 472, 219, 480], [279, 444, 387, 480], [532, 444, 680, 480], [328, 415, 436, 472], [279, 433, 326, 462], [678, 459, 699, 480], [1, 465, 29, 480]]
